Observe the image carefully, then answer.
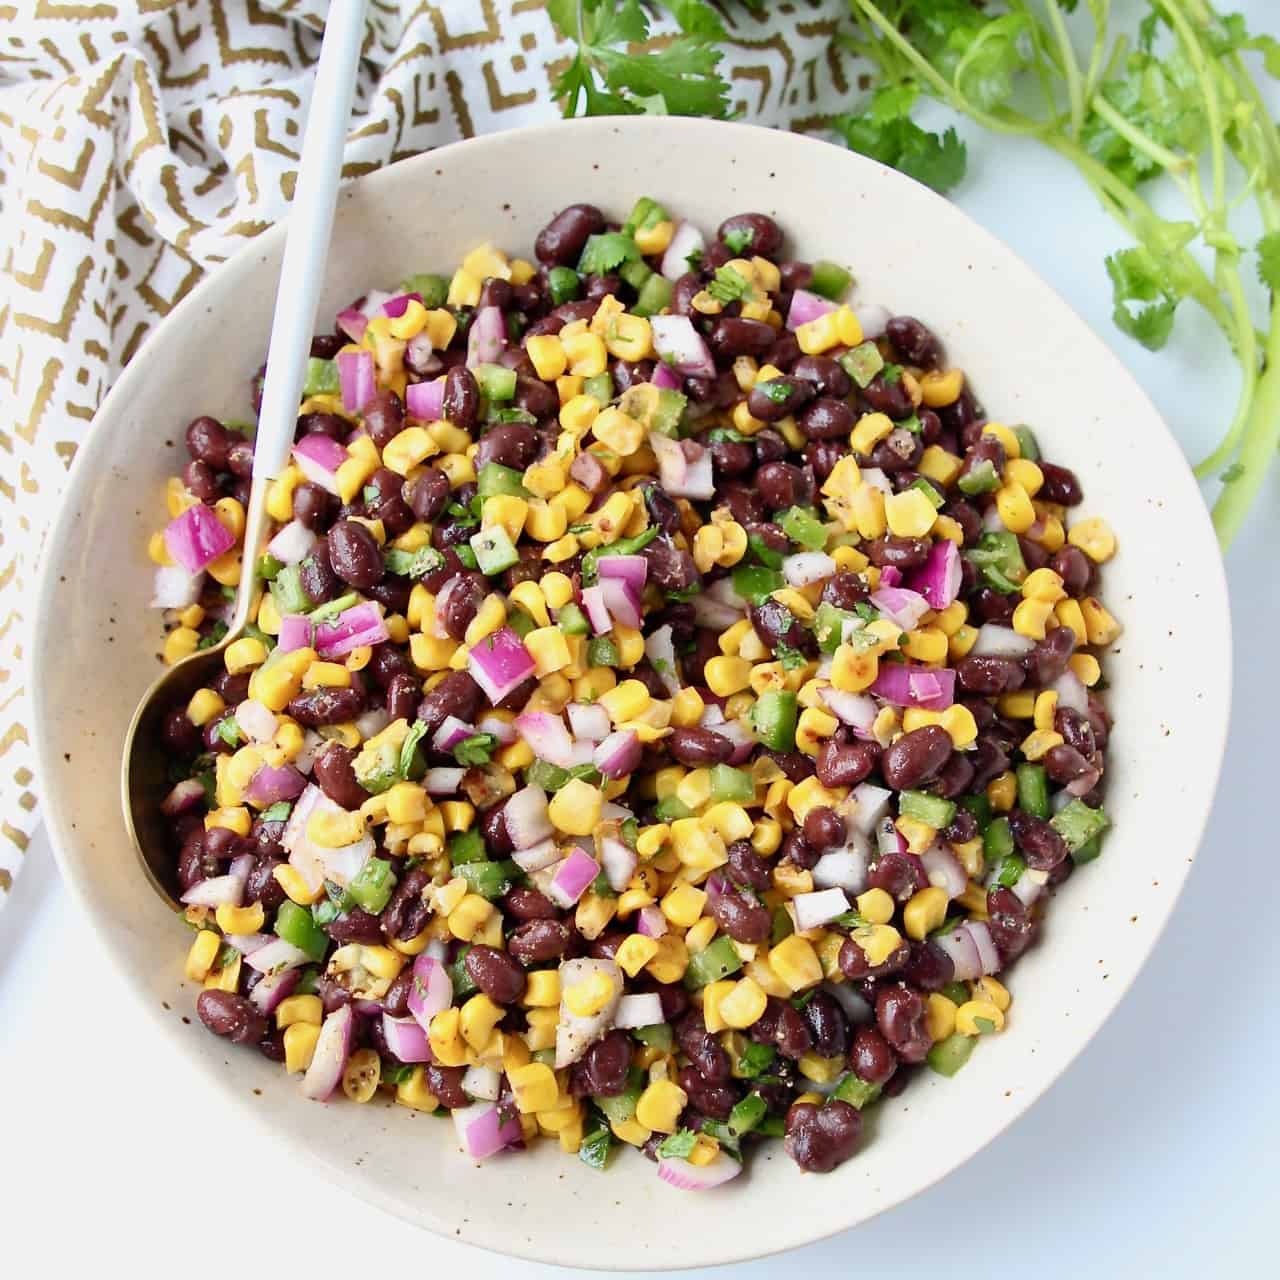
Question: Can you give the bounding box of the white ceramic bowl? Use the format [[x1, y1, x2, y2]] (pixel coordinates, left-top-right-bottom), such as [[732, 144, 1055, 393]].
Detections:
[[31, 117, 1230, 1270]]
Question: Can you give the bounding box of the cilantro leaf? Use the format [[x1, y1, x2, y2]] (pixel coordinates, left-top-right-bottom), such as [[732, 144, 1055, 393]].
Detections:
[[399, 720, 430, 778], [579, 231, 641, 275], [1105, 247, 1181, 350], [707, 264, 755, 303], [454, 733, 498, 766], [722, 226, 751, 254], [835, 86, 967, 195], [656, 1128, 698, 1158], [664, 0, 726, 39], [774, 641, 810, 672], [384, 546, 446, 580]]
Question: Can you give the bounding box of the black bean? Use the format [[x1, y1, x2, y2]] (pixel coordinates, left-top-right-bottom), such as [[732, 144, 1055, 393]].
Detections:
[[416, 671, 482, 734], [849, 1025, 898, 1085], [865, 535, 931, 571], [881, 725, 953, 790], [437, 572, 487, 641], [442, 365, 479, 430], [838, 933, 909, 981], [802, 806, 846, 852], [756, 461, 813, 511], [502, 885, 558, 921], [751, 997, 812, 1059], [571, 1030, 633, 1097], [902, 939, 955, 992], [705, 870, 771, 943], [676, 1011, 732, 1082], [327, 907, 384, 944], [363, 390, 405, 450], [535, 204, 605, 266], [717, 213, 783, 257], [957, 655, 1026, 695], [866, 851, 928, 901], [364, 467, 414, 537], [1051, 546, 1093, 596], [182, 459, 220, 502], [798, 397, 855, 441], [326, 520, 384, 590], [801, 989, 849, 1057], [677, 1065, 738, 1120], [886, 316, 943, 370], [784, 1099, 863, 1173], [875, 983, 931, 1063], [987, 886, 1036, 964], [1023, 625, 1077, 686], [718, 481, 766, 525], [816, 739, 880, 789], [424, 1064, 469, 1109], [860, 372, 915, 419], [475, 422, 538, 472], [381, 868, 430, 942], [869, 428, 923, 471], [805, 440, 845, 483], [821, 572, 870, 609], [667, 726, 733, 767], [464, 945, 526, 1004], [507, 919, 571, 967], [287, 686, 366, 728], [779, 828, 818, 870], [196, 991, 266, 1044], [747, 375, 813, 422], [312, 742, 367, 809], [642, 536, 698, 593], [186, 416, 232, 468], [405, 468, 451, 523], [1008, 809, 1070, 870], [293, 482, 337, 532], [710, 439, 753, 476], [1038, 461, 1083, 506], [726, 840, 771, 892], [161, 707, 202, 756]]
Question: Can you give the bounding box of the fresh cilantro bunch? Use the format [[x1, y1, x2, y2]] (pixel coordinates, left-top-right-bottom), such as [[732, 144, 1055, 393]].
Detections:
[[548, 0, 735, 117], [843, 0, 1280, 548]]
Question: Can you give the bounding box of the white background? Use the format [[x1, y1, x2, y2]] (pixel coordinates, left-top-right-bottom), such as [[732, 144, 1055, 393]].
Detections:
[[3, 15, 1277, 1276]]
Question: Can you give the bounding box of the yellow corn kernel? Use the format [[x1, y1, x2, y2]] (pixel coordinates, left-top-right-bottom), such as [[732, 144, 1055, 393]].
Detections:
[[1022, 567, 1066, 604], [427, 1007, 467, 1066], [849, 923, 903, 969], [979, 422, 1020, 458], [510, 1061, 560, 1114], [768, 936, 823, 992], [718, 977, 767, 1029], [521, 626, 570, 678], [522, 970, 561, 1009], [1080, 596, 1122, 646], [273, 863, 323, 905], [1068, 516, 1117, 563], [683, 917, 719, 954], [951, 840, 984, 882], [786, 777, 843, 825], [1020, 728, 1064, 761], [562, 330, 607, 378], [1033, 689, 1059, 731], [381, 781, 425, 826], [795, 706, 838, 757], [264, 465, 302, 522], [1004, 457, 1044, 498], [884, 488, 936, 539], [998, 690, 1036, 720], [831, 645, 879, 693], [987, 770, 1017, 811], [1055, 597, 1088, 646], [339, 1046, 381, 1103], [696, 655, 747, 698], [634, 218, 675, 255], [302, 661, 352, 691], [275, 994, 323, 1030], [704, 802, 752, 844], [1069, 652, 1102, 686], [615, 933, 660, 979], [515, 332, 566, 384], [850, 412, 895, 457], [956, 999, 1005, 1036], [903, 886, 949, 941], [185, 688, 225, 729], [659, 882, 706, 929], [667, 688, 704, 730], [931, 602, 968, 638], [202, 950, 242, 993], [221, 636, 265, 676], [215, 902, 264, 936], [603, 313, 653, 364], [460, 992, 505, 1052], [446, 266, 481, 307], [447, 893, 494, 942], [895, 815, 936, 857], [564, 970, 618, 1019], [855, 888, 896, 926], [917, 367, 963, 408], [283, 1021, 322, 1074], [545, 777, 600, 836], [635, 1080, 687, 1134], [1012, 598, 1055, 641], [644, 934, 690, 984], [996, 483, 1036, 534], [916, 447, 963, 491], [795, 311, 840, 355], [177, 604, 206, 631], [185, 930, 222, 982], [701, 981, 736, 1034], [901, 627, 948, 664], [949, 625, 978, 660], [926, 992, 958, 1042]]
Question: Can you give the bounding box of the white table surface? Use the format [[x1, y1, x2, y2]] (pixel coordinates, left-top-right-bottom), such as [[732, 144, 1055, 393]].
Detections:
[[4, 37, 1277, 1275]]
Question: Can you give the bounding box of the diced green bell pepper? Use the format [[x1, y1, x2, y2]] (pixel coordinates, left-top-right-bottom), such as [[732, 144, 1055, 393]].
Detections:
[[347, 857, 397, 914], [832, 1072, 882, 1109], [1051, 799, 1110, 853], [709, 764, 753, 804], [275, 900, 328, 962], [683, 934, 743, 989], [810, 259, 853, 300], [1016, 763, 1050, 818], [749, 690, 798, 752], [470, 525, 519, 575], [400, 273, 449, 308], [983, 816, 1015, 863], [778, 505, 828, 551], [547, 266, 580, 306], [473, 363, 516, 401], [926, 1032, 976, 1077], [302, 357, 340, 397], [838, 341, 884, 389], [899, 789, 956, 829]]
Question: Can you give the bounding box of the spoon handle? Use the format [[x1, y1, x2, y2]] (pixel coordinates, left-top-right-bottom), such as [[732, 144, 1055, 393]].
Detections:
[[236, 0, 368, 622]]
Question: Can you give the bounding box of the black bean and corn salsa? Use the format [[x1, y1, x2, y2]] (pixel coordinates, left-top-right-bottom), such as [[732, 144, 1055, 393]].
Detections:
[[151, 199, 1120, 1186]]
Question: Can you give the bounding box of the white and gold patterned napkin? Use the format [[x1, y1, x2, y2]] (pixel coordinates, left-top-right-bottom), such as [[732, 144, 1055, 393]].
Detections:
[[0, 0, 854, 904]]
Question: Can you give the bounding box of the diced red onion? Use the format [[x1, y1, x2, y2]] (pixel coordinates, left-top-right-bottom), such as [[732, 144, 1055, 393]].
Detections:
[[651, 362, 682, 391], [661, 220, 705, 280], [336, 307, 367, 342], [644, 625, 682, 696], [599, 576, 643, 629], [982, 504, 1006, 531], [824, 980, 873, 1025], [355, 708, 391, 743], [452, 1101, 522, 1160], [597, 554, 648, 594], [811, 845, 868, 895], [971, 624, 1037, 658], [179, 873, 244, 908], [380, 292, 419, 319], [337, 349, 375, 414], [293, 730, 324, 776], [504, 784, 553, 850], [906, 539, 962, 610], [267, 519, 317, 567], [406, 955, 453, 1033], [235, 698, 278, 744], [715, 718, 756, 766], [467, 627, 535, 704], [424, 767, 465, 795], [568, 702, 611, 742], [593, 729, 642, 780], [921, 846, 967, 898], [405, 376, 445, 421], [277, 614, 313, 653], [599, 836, 637, 893], [292, 433, 348, 495], [515, 711, 575, 768], [246, 938, 312, 974], [870, 663, 956, 711], [433, 715, 476, 752], [650, 315, 715, 378], [566, 738, 597, 767], [555, 958, 624, 1067], [786, 288, 837, 330], [223, 931, 271, 955], [966, 920, 1001, 975], [615, 992, 664, 1030], [466, 305, 506, 368], [860, 466, 892, 494], [657, 1155, 742, 1190], [849, 782, 893, 834], [512, 837, 560, 873], [1052, 670, 1089, 717], [879, 566, 903, 589], [783, 551, 836, 588], [793, 887, 851, 931], [477, 712, 516, 745], [935, 925, 982, 981], [1066, 766, 1102, 798], [1011, 865, 1048, 907], [161, 778, 206, 817], [163, 503, 236, 576], [249, 966, 301, 1015], [314, 601, 389, 659], [570, 450, 607, 493], [869, 586, 931, 632], [302, 1004, 354, 1101], [383, 1013, 433, 1063], [820, 687, 878, 737], [462, 1065, 502, 1102], [876, 815, 908, 857], [580, 585, 613, 635], [691, 594, 743, 630], [283, 784, 365, 891], [152, 565, 204, 609], [245, 763, 307, 808], [636, 905, 668, 939], [852, 301, 891, 340], [546, 847, 600, 909]]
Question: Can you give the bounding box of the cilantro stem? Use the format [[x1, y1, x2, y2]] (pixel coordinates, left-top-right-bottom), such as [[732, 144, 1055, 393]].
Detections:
[[1042, 0, 1085, 138], [1089, 96, 1190, 178]]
